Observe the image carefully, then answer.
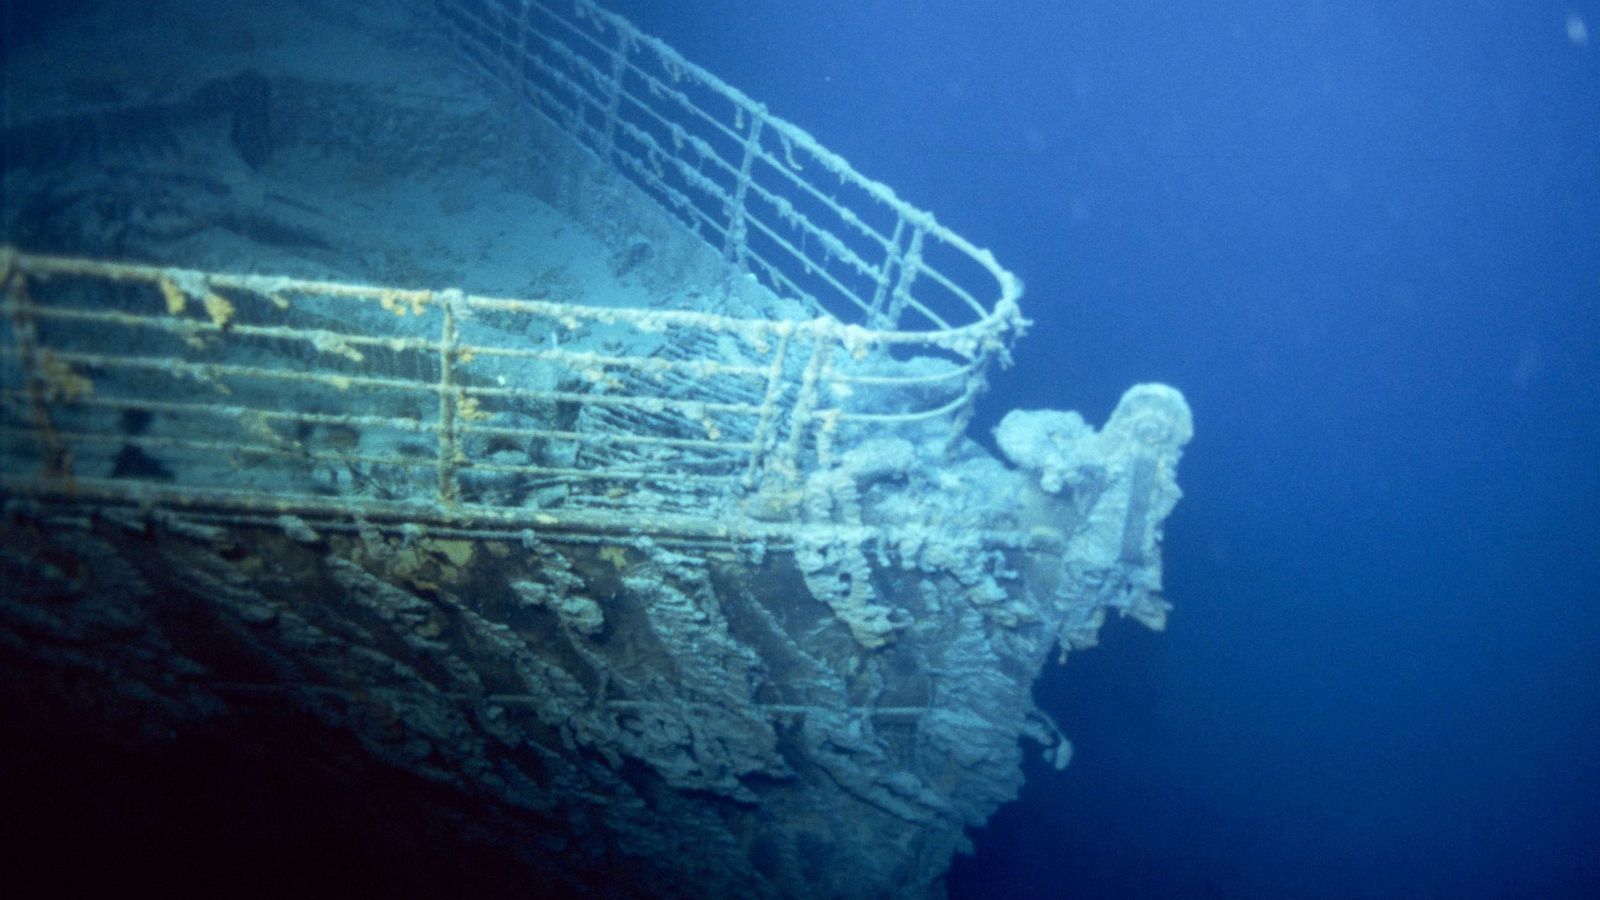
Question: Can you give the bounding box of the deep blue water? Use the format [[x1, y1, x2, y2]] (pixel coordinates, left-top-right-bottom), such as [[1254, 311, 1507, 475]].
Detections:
[[612, 1, 1600, 897]]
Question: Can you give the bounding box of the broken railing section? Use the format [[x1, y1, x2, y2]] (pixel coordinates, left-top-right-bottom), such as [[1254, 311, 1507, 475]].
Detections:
[[433, 0, 1024, 338], [0, 246, 1004, 538]]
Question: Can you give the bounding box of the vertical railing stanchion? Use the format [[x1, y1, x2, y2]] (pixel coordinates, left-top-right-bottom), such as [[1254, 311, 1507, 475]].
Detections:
[[494, 0, 519, 87], [599, 21, 631, 164], [436, 288, 463, 507], [773, 326, 831, 488], [723, 112, 764, 267], [3, 255, 69, 480], [866, 218, 906, 328], [884, 227, 924, 330], [518, 0, 536, 78], [742, 321, 794, 490]]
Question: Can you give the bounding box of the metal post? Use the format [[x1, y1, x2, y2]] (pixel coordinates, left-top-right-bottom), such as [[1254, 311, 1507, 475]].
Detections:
[[723, 112, 764, 267], [884, 227, 924, 329], [599, 23, 631, 163], [742, 321, 794, 490], [436, 289, 462, 506], [866, 218, 907, 328]]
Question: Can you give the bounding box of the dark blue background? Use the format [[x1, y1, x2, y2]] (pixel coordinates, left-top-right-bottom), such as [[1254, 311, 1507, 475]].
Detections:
[[613, 2, 1600, 896]]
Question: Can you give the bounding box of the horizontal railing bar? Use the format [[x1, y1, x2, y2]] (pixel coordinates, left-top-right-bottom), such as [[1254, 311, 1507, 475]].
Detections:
[[0, 347, 436, 394], [5, 298, 787, 383], [0, 391, 434, 433], [0, 299, 777, 386], [463, 420, 756, 452], [833, 382, 980, 424], [1, 426, 744, 484], [0, 427, 435, 469], [463, 458, 742, 479], [5, 247, 1014, 350], [0, 390, 757, 453], [0, 301, 440, 353], [6, 248, 810, 339], [0, 346, 770, 419], [460, 343, 770, 380], [454, 381, 764, 416]]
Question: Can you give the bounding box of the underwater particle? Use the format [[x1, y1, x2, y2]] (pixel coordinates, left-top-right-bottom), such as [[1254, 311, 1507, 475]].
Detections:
[[1569, 12, 1590, 46]]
